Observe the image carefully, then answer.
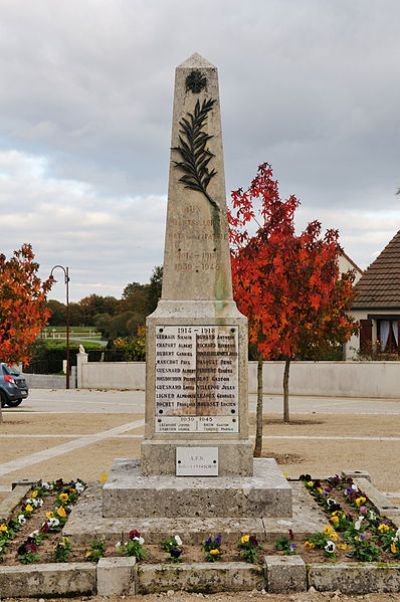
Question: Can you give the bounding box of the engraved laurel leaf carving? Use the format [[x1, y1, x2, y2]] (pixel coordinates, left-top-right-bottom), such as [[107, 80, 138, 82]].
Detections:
[[173, 98, 220, 211]]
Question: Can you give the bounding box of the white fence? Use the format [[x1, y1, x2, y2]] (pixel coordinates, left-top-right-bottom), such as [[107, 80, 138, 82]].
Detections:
[[77, 353, 400, 398]]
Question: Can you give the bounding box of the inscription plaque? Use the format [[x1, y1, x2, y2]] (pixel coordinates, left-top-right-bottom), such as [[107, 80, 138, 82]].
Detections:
[[176, 446, 218, 476], [155, 325, 239, 433]]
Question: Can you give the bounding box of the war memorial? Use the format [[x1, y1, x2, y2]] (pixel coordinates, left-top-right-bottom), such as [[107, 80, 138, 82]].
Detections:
[[1, 55, 400, 598]]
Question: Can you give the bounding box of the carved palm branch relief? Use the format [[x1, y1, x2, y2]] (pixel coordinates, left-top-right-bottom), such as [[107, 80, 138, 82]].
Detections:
[[173, 98, 220, 211]]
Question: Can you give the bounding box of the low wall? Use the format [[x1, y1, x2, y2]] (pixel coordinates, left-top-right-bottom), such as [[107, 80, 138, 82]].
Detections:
[[78, 360, 400, 399], [81, 361, 146, 390], [24, 374, 70, 389]]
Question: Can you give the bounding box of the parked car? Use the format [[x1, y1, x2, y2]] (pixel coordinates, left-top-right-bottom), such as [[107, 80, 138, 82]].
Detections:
[[0, 363, 29, 407]]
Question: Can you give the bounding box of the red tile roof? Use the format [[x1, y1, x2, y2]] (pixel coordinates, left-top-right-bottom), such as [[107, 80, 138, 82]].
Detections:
[[353, 230, 400, 308]]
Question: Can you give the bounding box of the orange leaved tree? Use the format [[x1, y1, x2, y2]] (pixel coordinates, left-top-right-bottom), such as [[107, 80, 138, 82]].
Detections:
[[0, 244, 52, 366], [228, 163, 357, 455]]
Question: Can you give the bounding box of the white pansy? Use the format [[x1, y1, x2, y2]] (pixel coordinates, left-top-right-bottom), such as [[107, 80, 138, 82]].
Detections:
[[17, 514, 26, 525], [324, 540, 336, 553], [133, 536, 145, 545], [75, 481, 85, 493], [174, 535, 183, 546], [48, 517, 60, 528], [355, 516, 364, 530]]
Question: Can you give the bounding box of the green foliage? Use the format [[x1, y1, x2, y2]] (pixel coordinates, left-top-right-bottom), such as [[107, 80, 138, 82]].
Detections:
[[352, 538, 380, 562], [85, 539, 105, 562], [108, 336, 146, 361], [26, 340, 103, 374], [238, 534, 260, 563], [54, 537, 72, 562], [274, 535, 297, 555], [161, 534, 183, 562]]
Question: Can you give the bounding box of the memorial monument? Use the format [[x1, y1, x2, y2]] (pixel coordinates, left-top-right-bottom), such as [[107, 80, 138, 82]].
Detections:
[[141, 52, 253, 477], [103, 53, 292, 520]]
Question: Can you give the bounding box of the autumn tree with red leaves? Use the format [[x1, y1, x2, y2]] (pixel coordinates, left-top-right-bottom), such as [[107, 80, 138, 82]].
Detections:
[[0, 244, 52, 366], [228, 164, 357, 455]]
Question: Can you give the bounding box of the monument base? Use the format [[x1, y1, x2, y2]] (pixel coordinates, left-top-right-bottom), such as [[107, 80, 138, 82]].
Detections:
[[141, 439, 254, 477], [102, 457, 292, 519]]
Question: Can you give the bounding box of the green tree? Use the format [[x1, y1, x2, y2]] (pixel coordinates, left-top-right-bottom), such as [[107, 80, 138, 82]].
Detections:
[[148, 266, 163, 313]]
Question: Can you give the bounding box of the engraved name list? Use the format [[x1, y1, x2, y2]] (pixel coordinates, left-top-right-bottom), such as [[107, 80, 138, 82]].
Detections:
[[155, 325, 238, 433]]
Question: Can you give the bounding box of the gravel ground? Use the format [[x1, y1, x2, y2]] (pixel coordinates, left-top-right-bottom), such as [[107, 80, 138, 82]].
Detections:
[[7, 593, 400, 601]]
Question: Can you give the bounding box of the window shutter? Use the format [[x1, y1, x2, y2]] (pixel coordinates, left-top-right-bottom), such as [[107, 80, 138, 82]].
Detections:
[[360, 319, 372, 354]]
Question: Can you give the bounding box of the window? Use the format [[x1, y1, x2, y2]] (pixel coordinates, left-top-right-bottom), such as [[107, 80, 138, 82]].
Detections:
[[377, 320, 399, 353]]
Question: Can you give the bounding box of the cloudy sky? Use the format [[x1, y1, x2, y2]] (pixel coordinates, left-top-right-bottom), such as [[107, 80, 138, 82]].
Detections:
[[1, 0, 399, 301]]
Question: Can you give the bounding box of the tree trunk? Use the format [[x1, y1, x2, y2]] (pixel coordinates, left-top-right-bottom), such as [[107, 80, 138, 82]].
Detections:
[[283, 358, 291, 423], [253, 355, 263, 457]]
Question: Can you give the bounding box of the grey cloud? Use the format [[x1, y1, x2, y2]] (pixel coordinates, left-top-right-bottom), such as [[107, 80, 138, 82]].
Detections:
[[0, 0, 400, 299]]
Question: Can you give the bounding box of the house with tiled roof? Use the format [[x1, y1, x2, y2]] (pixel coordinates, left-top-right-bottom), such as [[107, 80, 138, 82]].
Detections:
[[345, 230, 400, 358]]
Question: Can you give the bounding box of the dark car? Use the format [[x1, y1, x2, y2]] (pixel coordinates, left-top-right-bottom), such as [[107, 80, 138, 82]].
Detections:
[[0, 363, 29, 407]]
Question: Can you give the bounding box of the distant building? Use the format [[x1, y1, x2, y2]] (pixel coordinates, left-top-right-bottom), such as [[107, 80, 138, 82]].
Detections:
[[339, 251, 363, 284], [345, 230, 400, 359]]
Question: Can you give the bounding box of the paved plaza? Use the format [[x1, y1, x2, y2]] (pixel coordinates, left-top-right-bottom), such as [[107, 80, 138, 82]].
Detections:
[[0, 389, 399, 497]]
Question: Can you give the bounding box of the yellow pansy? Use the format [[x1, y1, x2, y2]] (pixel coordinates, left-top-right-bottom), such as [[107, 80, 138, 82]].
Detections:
[[32, 490, 38, 498], [46, 511, 54, 519], [355, 496, 366, 507], [304, 541, 315, 549], [330, 515, 339, 526], [57, 506, 67, 518], [210, 548, 220, 555], [337, 543, 348, 551], [323, 525, 334, 535], [0, 524, 8, 533], [316, 487, 323, 495], [391, 542, 397, 554], [241, 535, 250, 544], [378, 523, 390, 533], [25, 504, 33, 513], [85, 551, 92, 558], [59, 493, 69, 503], [307, 481, 314, 488]]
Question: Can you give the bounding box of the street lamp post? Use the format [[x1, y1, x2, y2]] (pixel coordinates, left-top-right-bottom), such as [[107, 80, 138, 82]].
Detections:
[[50, 265, 70, 389]]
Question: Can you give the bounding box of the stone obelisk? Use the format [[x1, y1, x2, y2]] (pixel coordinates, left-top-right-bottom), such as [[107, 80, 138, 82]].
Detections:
[[141, 53, 253, 476], [102, 54, 292, 522]]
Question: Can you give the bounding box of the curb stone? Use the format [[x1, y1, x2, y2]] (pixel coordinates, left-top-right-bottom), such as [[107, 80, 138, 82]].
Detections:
[[97, 556, 136, 595], [0, 559, 399, 596], [0, 563, 96, 598], [135, 562, 264, 594], [308, 562, 400, 594], [265, 555, 306, 593]]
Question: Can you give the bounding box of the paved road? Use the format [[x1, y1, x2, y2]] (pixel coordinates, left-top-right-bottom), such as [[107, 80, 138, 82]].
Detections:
[[11, 388, 400, 415]]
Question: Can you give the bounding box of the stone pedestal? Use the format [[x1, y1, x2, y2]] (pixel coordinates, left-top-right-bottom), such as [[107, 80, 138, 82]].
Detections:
[[103, 458, 292, 518], [101, 53, 293, 523]]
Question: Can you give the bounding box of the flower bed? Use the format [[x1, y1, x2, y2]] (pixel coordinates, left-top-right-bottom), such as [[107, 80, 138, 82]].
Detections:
[[1, 475, 399, 568], [0, 479, 86, 565], [300, 473, 400, 562]]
